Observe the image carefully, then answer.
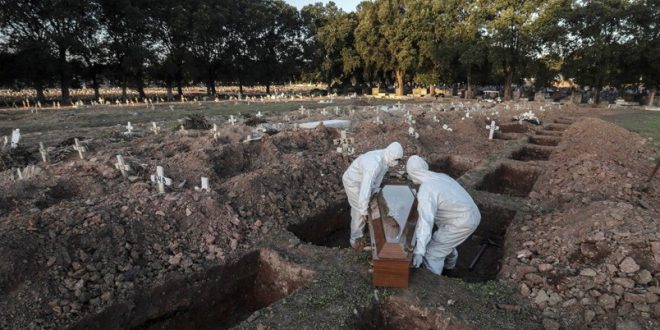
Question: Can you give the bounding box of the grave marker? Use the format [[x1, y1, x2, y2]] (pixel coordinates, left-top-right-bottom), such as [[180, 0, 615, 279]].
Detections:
[[228, 115, 237, 126], [150, 166, 172, 193], [486, 121, 499, 140], [115, 155, 131, 178], [433, 115, 440, 123], [39, 142, 48, 163], [333, 130, 355, 155], [256, 111, 263, 118], [73, 138, 87, 159], [151, 122, 161, 135], [211, 124, 221, 140], [195, 177, 210, 192], [125, 122, 134, 135], [374, 116, 383, 125], [10, 129, 20, 149]]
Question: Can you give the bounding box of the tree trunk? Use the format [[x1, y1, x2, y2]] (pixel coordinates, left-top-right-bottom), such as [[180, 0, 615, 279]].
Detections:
[[58, 47, 71, 105], [34, 82, 46, 104], [648, 88, 657, 106], [91, 71, 100, 101], [239, 80, 243, 96], [211, 83, 216, 96], [594, 86, 601, 104], [121, 75, 128, 101], [503, 68, 513, 101], [266, 83, 270, 94], [395, 69, 404, 96], [466, 68, 473, 99], [166, 78, 173, 101]]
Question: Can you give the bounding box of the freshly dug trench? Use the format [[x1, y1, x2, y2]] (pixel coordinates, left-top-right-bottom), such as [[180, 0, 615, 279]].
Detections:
[[428, 155, 479, 179], [448, 205, 516, 282], [499, 123, 529, 134], [356, 296, 467, 329], [544, 124, 569, 131], [71, 249, 316, 330], [288, 201, 351, 248], [535, 130, 563, 137], [510, 145, 555, 161], [528, 136, 560, 146], [476, 162, 541, 197]]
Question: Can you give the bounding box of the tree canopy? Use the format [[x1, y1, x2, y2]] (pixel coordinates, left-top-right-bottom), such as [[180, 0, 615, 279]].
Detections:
[[0, 0, 657, 103]]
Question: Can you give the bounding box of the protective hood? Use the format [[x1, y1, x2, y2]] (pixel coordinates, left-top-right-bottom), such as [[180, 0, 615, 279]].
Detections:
[[406, 155, 433, 184], [383, 142, 404, 167]]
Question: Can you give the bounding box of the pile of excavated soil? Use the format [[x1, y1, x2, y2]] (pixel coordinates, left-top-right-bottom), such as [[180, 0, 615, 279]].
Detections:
[[501, 118, 660, 329]]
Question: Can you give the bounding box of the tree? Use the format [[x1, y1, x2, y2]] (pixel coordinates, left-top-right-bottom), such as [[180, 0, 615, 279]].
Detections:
[[355, 0, 422, 96], [559, 0, 630, 103], [627, 0, 660, 105], [302, 2, 360, 92], [190, 0, 230, 96], [99, 0, 154, 100], [0, 0, 99, 104]]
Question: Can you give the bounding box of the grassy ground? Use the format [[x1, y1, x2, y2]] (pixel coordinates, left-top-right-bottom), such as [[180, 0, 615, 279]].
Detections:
[[599, 110, 660, 148], [0, 98, 425, 136]]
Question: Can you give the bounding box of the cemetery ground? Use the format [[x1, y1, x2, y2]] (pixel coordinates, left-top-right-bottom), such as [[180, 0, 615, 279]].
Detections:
[[0, 97, 659, 329]]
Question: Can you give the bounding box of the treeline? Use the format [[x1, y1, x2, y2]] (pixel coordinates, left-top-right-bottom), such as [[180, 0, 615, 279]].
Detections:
[[0, 0, 658, 105]]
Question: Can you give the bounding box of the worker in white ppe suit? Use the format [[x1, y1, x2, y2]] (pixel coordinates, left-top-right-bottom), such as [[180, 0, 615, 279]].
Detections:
[[407, 155, 480, 275], [343, 142, 404, 250]]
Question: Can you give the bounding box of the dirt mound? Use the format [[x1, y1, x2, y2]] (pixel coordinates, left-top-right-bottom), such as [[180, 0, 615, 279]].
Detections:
[[0, 147, 38, 171], [182, 114, 211, 129], [500, 118, 660, 329]]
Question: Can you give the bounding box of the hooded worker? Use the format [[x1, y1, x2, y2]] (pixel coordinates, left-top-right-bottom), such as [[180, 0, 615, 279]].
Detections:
[[407, 155, 480, 275], [343, 142, 404, 250]]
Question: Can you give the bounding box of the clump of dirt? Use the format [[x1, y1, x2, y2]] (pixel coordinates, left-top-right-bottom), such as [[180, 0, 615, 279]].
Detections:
[[182, 114, 211, 129], [0, 147, 38, 171]]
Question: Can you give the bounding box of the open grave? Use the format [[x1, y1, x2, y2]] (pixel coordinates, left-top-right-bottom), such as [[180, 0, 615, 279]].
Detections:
[[447, 205, 516, 282], [528, 136, 560, 146], [534, 129, 563, 137], [71, 249, 316, 330], [496, 123, 529, 140], [428, 155, 479, 179], [554, 118, 575, 125], [543, 124, 569, 132], [356, 296, 465, 329], [510, 145, 555, 161], [476, 162, 541, 197], [287, 201, 352, 248]]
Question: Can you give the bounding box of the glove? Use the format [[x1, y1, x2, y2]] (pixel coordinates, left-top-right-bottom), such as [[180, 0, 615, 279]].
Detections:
[[412, 254, 424, 268]]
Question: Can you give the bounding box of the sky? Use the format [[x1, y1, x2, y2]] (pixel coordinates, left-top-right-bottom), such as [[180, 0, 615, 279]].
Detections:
[[286, 0, 362, 12]]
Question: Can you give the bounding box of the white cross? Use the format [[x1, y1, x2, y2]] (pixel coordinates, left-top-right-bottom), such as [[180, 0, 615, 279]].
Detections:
[[195, 177, 210, 192], [321, 108, 328, 116], [335, 107, 341, 116], [151, 122, 161, 135], [39, 142, 48, 163], [10, 129, 20, 149], [284, 115, 290, 122], [180, 124, 187, 134], [256, 111, 263, 118], [211, 123, 221, 140], [408, 126, 419, 139], [433, 115, 440, 123], [228, 115, 237, 126], [374, 116, 383, 125], [405, 113, 415, 125], [486, 120, 499, 140], [299, 105, 305, 115], [333, 130, 355, 154], [115, 155, 131, 178], [150, 166, 172, 193], [126, 122, 134, 134], [73, 138, 86, 159]]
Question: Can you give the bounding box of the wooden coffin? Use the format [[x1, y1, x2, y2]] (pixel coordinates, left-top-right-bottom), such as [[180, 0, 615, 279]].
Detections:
[[367, 184, 418, 288]]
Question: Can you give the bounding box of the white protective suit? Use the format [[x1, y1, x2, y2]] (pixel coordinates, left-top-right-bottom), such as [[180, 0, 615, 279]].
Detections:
[[407, 155, 480, 275], [343, 142, 404, 245]]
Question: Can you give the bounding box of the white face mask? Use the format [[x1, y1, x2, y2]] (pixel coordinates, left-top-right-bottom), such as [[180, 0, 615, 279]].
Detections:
[[387, 159, 399, 167]]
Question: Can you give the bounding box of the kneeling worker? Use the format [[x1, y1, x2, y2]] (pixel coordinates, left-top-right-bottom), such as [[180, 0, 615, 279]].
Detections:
[[406, 155, 480, 275], [343, 142, 404, 250]]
